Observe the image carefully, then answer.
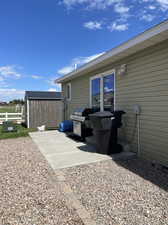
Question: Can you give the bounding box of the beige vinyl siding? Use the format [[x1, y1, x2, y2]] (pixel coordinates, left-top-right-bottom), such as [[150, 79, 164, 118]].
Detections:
[[62, 39, 168, 166], [116, 40, 168, 166], [62, 75, 91, 117]]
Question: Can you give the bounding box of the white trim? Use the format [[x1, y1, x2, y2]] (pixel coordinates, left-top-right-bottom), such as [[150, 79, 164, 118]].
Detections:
[[56, 20, 168, 83], [89, 78, 92, 109], [100, 76, 104, 112], [0, 112, 23, 124], [66, 83, 71, 101], [90, 69, 116, 111], [27, 99, 30, 129], [113, 71, 116, 111]]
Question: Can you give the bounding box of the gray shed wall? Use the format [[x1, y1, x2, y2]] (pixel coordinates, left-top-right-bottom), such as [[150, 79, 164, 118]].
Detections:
[[28, 99, 63, 129]]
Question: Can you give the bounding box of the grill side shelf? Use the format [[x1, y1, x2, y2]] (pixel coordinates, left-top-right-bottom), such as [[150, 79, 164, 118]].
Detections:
[[70, 115, 86, 122]]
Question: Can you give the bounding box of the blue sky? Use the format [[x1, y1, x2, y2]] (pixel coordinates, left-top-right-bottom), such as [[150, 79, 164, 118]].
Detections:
[[0, 0, 168, 101]]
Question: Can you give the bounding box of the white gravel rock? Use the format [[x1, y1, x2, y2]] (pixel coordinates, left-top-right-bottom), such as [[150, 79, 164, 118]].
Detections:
[[0, 137, 84, 225], [63, 158, 168, 225]]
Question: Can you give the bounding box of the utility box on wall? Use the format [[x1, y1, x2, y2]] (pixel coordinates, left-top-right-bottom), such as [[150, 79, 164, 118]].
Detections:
[[2, 121, 17, 133]]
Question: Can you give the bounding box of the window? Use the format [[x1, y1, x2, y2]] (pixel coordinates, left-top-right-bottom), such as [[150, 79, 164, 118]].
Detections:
[[90, 70, 115, 111], [103, 74, 115, 111], [91, 77, 101, 110], [66, 83, 71, 101]]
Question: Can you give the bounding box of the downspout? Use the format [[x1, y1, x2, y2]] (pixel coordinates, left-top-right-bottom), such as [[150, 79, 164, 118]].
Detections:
[[133, 104, 141, 156], [137, 114, 141, 157], [63, 97, 67, 121]]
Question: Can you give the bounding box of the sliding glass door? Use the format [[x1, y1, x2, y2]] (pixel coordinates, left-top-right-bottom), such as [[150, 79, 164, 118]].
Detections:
[[90, 72, 115, 112]]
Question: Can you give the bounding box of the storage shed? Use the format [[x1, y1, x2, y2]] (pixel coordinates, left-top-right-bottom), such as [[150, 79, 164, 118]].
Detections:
[[25, 91, 62, 129]]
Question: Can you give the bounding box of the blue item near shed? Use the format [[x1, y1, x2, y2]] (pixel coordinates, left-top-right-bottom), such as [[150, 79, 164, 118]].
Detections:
[[59, 120, 73, 132]]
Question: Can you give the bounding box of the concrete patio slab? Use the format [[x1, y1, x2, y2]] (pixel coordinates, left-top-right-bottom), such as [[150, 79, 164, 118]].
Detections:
[[29, 130, 111, 169]]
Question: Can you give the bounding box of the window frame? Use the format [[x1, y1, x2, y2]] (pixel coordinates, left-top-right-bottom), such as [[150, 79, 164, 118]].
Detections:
[[66, 83, 71, 101], [90, 69, 116, 111]]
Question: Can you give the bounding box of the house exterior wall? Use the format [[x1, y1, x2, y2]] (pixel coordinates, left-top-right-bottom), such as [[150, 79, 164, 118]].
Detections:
[[62, 39, 168, 166], [28, 99, 63, 129]]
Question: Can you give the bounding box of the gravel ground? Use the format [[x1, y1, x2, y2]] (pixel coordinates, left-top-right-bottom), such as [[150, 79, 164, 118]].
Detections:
[[0, 137, 84, 225], [62, 159, 168, 225]]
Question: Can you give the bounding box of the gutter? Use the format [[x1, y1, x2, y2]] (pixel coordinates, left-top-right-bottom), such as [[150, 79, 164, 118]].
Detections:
[[27, 98, 62, 100]]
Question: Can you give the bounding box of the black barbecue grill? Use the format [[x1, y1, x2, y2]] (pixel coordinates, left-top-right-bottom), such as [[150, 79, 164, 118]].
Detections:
[[70, 108, 96, 139], [70, 108, 125, 154]]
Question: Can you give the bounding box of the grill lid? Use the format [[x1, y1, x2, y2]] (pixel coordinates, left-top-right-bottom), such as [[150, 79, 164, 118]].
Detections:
[[89, 111, 113, 118], [73, 108, 94, 116]]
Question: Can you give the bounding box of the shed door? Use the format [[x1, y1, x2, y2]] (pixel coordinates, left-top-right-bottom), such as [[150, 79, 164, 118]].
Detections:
[[29, 100, 63, 128]]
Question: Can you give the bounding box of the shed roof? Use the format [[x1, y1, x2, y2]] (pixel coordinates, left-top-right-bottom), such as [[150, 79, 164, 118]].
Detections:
[[25, 91, 62, 100], [56, 19, 168, 83]]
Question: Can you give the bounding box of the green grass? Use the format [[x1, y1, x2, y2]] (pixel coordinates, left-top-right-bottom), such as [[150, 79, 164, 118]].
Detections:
[[0, 106, 16, 113], [0, 124, 36, 140]]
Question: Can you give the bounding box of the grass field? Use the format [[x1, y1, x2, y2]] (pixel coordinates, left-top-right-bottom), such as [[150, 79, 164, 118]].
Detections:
[[0, 106, 17, 113], [0, 124, 36, 140]]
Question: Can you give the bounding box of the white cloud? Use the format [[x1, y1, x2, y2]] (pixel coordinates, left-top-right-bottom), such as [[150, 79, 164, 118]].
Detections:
[[141, 0, 168, 10], [157, 0, 168, 4], [47, 77, 62, 91], [61, 0, 88, 8], [87, 0, 122, 9], [57, 66, 75, 75], [84, 21, 102, 30], [108, 22, 128, 31], [0, 77, 8, 87], [62, 0, 123, 10], [0, 88, 25, 101], [114, 3, 131, 22], [104, 86, 113, 92], [61, 0, 168, 33], [114, 3, 130, 14], [31, 75, 43, 79], [57, 52, 104, 75], [148, 5, 156, 9], [156, 0, 168, 10], [48, 88, 59, 92], [141, 13, 155, 21], [52, 84, 61, 91], [48, 77, 58, 86], [73, 52, 104, 64], [0, 77, 5, 82], [141, 0, 152, 2], [48, 88, 56, 92], [0, 65, 22, 79], [0, 65, 23, 89]]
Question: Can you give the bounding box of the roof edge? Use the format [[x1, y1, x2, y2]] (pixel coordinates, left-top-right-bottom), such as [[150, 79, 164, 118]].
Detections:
[[26, 97, 62, 100]]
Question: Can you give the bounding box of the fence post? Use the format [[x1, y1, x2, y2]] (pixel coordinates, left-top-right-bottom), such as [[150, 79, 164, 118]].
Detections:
[[21, 106, 24, 118], [5, 112, 8, 121]]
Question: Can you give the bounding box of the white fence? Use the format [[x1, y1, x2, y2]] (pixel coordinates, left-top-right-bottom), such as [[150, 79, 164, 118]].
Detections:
[[0, 112, 24, 124]]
